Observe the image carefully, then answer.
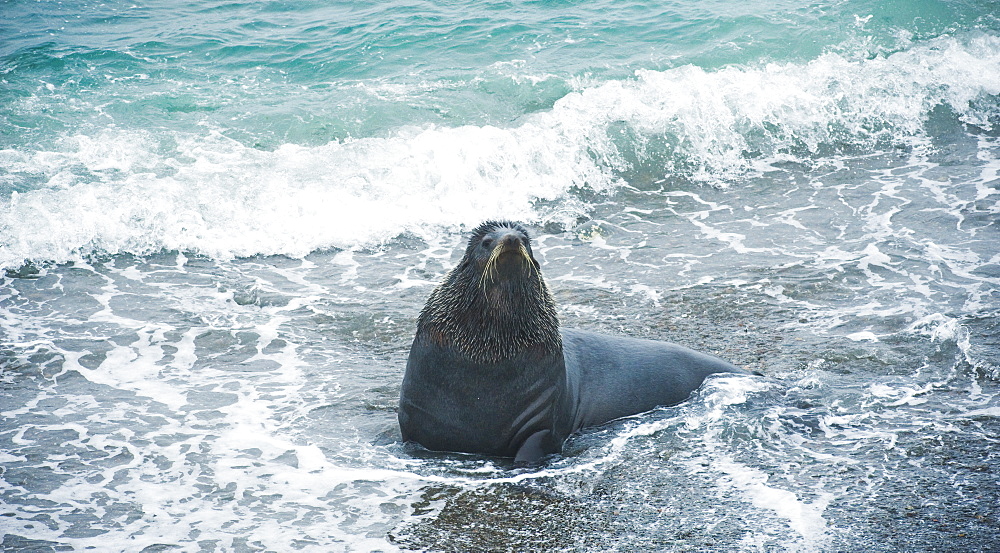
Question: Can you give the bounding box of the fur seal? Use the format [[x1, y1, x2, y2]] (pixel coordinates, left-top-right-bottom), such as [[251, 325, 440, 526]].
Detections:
[[399, 220, 749, 463]]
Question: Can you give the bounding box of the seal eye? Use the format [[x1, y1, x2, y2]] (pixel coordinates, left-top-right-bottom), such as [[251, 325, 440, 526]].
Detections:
[[481, 238, 493, 250]]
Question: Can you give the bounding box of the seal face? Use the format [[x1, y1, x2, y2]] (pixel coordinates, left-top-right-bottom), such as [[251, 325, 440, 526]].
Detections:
[[399, 220, 748, 463]]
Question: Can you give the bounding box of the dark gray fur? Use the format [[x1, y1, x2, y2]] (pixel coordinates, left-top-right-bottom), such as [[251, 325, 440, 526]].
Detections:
[[398, 220, 748, 463]]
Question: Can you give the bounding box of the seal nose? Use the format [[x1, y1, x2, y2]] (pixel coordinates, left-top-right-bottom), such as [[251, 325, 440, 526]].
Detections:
[[498, 232, 522, 251]]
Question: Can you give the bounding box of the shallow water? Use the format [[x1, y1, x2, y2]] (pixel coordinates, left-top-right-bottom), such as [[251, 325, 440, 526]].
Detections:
[[3, 0, 1000, 551]]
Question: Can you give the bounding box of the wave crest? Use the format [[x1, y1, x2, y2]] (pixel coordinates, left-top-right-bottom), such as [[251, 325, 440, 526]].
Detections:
[[3, 34, 999, 268]]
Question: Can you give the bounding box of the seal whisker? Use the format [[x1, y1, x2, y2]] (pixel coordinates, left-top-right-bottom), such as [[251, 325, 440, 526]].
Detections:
[[520, 242, 546, 296], [479, 258, 489, 294], [480, 244, 503, 297], [489, 244, 501, 282]]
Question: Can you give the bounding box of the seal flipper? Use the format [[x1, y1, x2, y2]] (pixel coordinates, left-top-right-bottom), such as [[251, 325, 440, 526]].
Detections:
[[514, 430, 552, 465]]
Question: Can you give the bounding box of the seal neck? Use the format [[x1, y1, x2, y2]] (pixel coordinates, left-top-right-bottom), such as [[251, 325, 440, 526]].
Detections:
[[417, 262, 562, 364]]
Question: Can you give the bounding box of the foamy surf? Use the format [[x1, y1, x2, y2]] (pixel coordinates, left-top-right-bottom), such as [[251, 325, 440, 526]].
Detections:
[[3, 34, 1000, 269]]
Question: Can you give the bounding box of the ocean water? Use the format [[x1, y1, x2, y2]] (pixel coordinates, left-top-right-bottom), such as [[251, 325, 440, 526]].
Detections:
[[2, 0, 999, 551]]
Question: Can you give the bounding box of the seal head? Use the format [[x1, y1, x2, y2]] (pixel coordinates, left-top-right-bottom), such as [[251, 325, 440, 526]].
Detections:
[[416, 220, 560, 364]]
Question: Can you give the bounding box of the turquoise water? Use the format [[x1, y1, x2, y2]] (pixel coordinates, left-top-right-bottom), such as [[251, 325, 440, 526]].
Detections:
[[2, 1, 1000, 551], [3, 0, 1000, 261], [3, 0, 1000, 262]]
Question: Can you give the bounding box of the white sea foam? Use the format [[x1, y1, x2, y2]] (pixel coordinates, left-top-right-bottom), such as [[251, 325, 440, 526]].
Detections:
[[720, 457, 833, 552], [667, 377, 836, 552], [0, 258, 441, 551], [2, 34, 999, 268]]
